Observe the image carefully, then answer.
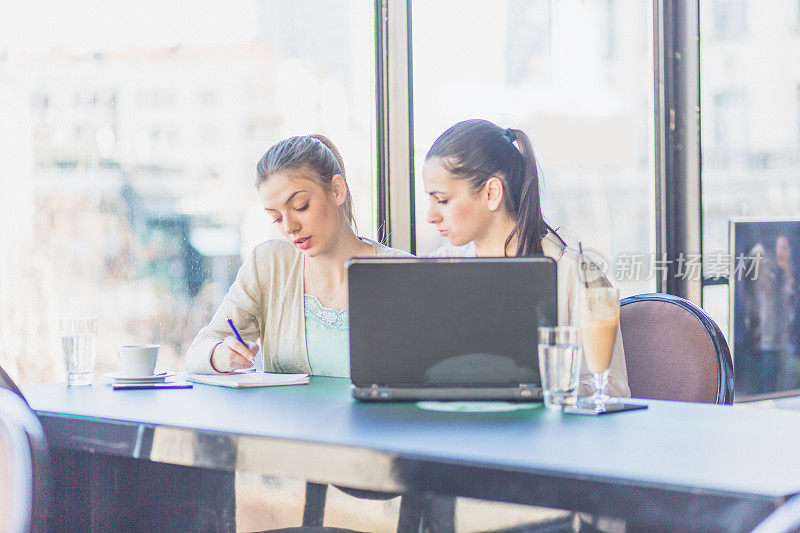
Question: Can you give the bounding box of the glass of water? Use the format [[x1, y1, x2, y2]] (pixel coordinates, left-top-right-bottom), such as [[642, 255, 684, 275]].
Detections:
[[537, 326, 582, 410], [60, 316, 97, 386]]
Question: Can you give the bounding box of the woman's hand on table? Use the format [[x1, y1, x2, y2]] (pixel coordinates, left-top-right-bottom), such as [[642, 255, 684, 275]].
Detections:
[[210, 336, 259, 372]]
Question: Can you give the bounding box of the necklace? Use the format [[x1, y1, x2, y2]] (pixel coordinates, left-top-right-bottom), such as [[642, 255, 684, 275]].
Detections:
[[306, 258, 348, 310]]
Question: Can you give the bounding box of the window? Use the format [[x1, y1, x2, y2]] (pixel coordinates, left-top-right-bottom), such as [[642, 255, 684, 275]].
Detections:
[[0, 0, 376, 383], [713, 0, 747, 37], [700, 0, 800, 337], [712, 90, 748, 151], [412, 0, 655, 298], [506, 0, 552, 85]]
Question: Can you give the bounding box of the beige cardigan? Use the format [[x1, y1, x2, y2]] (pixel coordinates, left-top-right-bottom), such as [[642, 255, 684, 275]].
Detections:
[[429, 233, 631, 398], [185, 238, 411, 374]]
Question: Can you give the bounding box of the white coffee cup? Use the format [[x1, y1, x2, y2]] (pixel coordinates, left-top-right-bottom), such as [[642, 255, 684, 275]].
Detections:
[[119, 345, 159, 377]]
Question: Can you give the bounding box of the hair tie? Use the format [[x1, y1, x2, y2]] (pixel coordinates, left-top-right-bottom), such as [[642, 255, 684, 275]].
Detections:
[[505, 128, 523, 156]]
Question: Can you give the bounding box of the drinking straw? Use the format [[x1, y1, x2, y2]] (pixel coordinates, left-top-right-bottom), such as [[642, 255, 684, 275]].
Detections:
[[577, 242, 590, 290]]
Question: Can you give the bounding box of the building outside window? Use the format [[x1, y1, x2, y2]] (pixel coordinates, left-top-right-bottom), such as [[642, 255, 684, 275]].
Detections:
[[412, 0, 655, 299], [700, 0, 800, 337], [0, 0, 376, 384], [713, 0, 748, 37]]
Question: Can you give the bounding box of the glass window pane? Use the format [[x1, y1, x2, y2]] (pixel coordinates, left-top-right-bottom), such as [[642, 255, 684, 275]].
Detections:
[[411, 0, 655, 298], [701, 0, 800, 395], [0, 0, 375, 383], [701, 0, 800, 266]]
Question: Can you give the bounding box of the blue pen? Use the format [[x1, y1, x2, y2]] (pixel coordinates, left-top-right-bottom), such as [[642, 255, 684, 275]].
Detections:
[[226, 317, 246, 345], [226, 318, 256, 370]]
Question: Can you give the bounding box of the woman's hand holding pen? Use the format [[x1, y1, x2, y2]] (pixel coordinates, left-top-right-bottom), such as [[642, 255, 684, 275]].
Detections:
[[211, 317, 258, 372], [211, 336, 259, 372]]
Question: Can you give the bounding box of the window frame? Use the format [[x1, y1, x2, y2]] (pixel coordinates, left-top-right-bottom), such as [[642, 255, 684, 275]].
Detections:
[[378, 0, 704, 302], [374, 0, 416, 253], [653, 0, 703, 302]]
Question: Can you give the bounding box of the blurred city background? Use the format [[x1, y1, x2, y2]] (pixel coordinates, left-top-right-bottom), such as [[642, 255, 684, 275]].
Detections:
[[0, 0, 799, 387]]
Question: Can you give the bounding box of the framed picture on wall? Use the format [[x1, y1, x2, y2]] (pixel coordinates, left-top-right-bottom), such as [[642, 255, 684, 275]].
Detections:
[[730, 217, 800, 400]]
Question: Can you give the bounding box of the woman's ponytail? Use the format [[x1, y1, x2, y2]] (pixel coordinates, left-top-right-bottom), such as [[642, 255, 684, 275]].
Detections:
[[310, 134, 356, 231], [504, 128, 560, 256]]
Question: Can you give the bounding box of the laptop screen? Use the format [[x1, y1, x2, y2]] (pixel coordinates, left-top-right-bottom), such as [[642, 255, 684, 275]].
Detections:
[[347, 257, 557, 388]]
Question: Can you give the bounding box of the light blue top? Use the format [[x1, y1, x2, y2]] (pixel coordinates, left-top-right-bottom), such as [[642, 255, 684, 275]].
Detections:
[[303, 294, 350, 378]]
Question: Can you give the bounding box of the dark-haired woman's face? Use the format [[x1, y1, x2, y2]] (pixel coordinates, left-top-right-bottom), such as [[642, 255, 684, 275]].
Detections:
[[422, 157, 493, 247], [259, 170, 345, 256]]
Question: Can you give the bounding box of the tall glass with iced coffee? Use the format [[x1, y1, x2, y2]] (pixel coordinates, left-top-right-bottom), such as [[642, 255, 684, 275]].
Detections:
[[579, 287, 620, 410]]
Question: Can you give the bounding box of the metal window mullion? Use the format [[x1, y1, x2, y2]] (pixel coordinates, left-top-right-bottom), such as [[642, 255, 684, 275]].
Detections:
[[375, 0, 388, 242], [653, 0, 702, 302], [374, 0, 414, 252]]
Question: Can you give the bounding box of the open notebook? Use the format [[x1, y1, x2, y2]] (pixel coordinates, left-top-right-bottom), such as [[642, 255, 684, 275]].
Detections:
[[186, 371, 309, 388]]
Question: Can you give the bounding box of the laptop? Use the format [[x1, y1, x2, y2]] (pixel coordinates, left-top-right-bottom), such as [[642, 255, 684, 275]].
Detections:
[[347, 257, 557, 402]]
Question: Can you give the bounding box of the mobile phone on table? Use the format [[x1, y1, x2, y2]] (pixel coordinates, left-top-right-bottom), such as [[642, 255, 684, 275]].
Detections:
[[112, 383, 193, 390], [563, 403, 647, 416]]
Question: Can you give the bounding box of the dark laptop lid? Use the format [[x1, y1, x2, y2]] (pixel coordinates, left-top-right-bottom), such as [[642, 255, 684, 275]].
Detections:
[[347, 257, 557, 388]]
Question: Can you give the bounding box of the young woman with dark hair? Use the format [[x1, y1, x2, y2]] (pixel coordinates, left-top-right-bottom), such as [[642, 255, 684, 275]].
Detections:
[[423, 119, 630, 397], [186, 134, 409, 377]]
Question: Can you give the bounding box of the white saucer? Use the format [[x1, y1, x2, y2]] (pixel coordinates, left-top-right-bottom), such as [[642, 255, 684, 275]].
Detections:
[[104, 371, 177, 383]]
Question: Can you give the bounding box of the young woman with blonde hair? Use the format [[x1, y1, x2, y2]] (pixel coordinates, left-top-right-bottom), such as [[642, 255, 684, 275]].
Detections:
[[186, 134, 409, 377]]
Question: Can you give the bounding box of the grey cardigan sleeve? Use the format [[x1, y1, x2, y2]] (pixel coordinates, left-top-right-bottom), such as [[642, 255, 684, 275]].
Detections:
[[185, 246, 265, 374]]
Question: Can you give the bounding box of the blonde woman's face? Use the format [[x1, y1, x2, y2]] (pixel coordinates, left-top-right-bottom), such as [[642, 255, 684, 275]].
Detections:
[[422, 157, 493, 247], [259, 170, 344, 256]]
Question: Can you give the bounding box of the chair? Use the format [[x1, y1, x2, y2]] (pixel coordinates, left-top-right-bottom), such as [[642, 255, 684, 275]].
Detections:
[[0, 387, 50, 533], [269, 482, 434, 532], [0, 365, 26, 403], [751, 494, 800, 533], [619, 293, 734, 404]]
